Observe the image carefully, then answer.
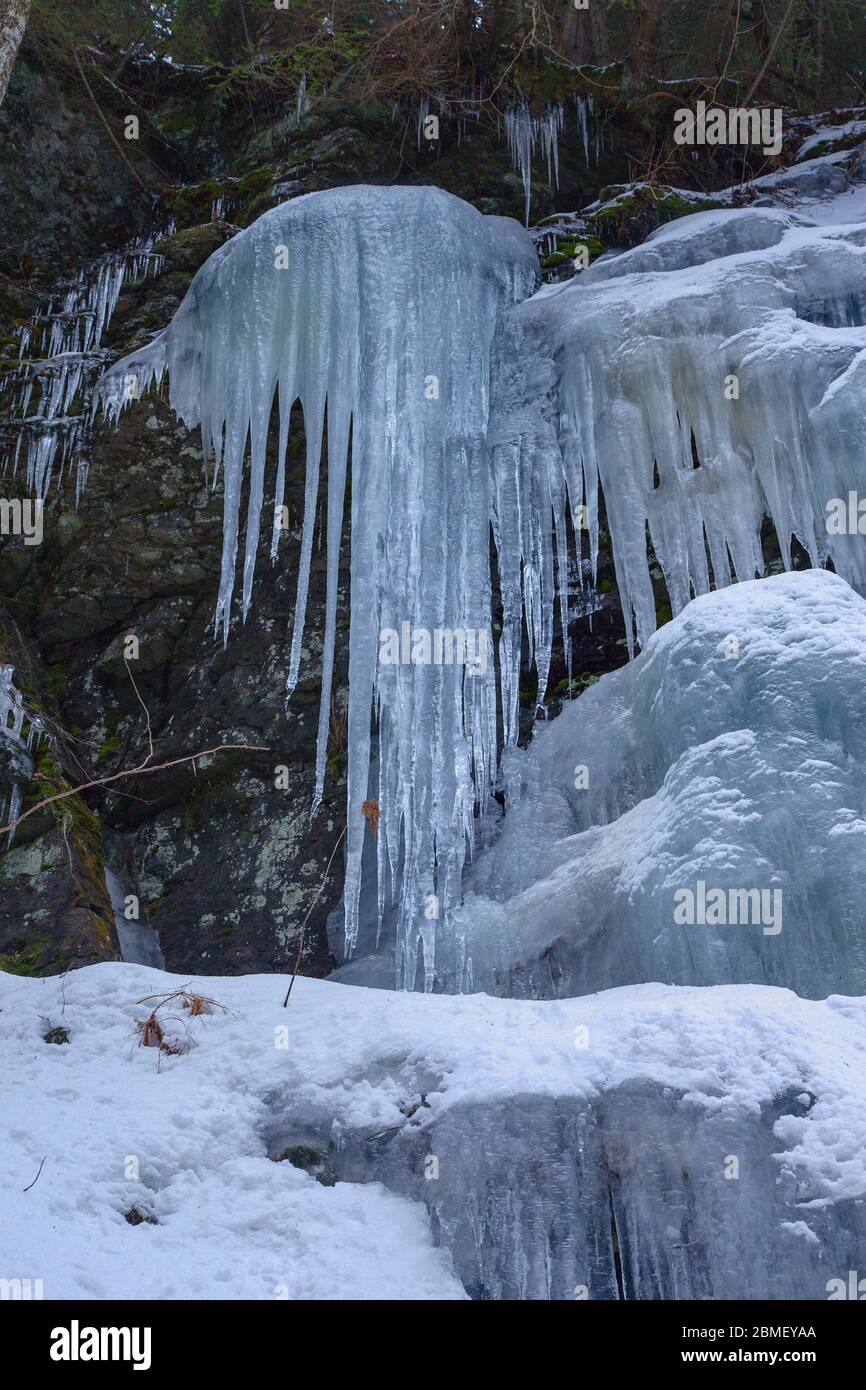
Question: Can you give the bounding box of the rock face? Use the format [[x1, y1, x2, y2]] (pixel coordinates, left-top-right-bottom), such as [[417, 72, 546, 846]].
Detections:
[[0, 59, 157, 277]]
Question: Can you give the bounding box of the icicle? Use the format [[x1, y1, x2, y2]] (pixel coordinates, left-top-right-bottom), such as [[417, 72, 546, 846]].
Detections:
[[504, 103, 565, 224], [492, 206, 866, 653], [1, 227, 166, 500], [416, 96, 430, 150], [0, 666, 47, 847], [296, 74, 309, 123], [97, 186, 540, 987]]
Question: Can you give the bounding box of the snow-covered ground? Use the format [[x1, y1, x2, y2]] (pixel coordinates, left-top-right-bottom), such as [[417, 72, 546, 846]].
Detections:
[[2, 962, 866, 1300]]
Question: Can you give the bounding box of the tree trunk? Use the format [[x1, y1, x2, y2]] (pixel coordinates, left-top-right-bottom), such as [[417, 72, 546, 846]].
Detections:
[[0, 0, 31, 107], [635, 0, 662, 75], [557, 0, 592, 65]]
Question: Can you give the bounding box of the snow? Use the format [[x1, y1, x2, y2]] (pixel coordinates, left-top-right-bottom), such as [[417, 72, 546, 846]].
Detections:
[[2, 960, 865, 1300], [798, 119, 866, 160]]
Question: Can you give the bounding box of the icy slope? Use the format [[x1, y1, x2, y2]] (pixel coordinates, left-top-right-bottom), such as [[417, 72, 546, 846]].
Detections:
[[447, 570, 866, 999], [98, 186, 539, 989], [2, 962, 865, 1300]]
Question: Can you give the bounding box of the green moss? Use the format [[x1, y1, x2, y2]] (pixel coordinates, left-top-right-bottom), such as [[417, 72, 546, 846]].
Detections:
[[655, 603, 673, 627], [553, 671, 600, 699], [0, 934, 52, 976]]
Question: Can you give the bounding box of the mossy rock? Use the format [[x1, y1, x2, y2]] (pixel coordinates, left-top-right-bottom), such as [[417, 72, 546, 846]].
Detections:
[[153, 224, 226, 275], [0, 934, 52, 976], [587, 183, 724, 249]]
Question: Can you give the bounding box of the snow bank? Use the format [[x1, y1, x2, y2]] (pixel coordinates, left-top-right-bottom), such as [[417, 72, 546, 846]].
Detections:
[[2, 962, 865, 1299]]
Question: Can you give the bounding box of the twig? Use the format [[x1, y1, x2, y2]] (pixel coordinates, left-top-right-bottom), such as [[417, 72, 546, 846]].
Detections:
[[72, 47, 148, 193], [23, 1156, 46, 1192], [125, 658, 153, 764], [0, 743, 268, 839], [283, 823, 347, 1006]]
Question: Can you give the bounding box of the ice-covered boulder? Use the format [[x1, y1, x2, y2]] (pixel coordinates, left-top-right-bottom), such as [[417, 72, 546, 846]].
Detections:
[[448, 570, 866, 999]]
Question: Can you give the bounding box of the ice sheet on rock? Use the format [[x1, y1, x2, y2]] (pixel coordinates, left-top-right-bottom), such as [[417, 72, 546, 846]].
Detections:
[[0, 232, 166, 500], [446, 571, 866, 998], [492, 201, 866, 654], [3, 961, 865, 1300], [98, 186, 540, 987]]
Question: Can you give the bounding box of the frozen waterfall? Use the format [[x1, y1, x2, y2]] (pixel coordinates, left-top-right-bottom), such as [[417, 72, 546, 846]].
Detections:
[[448, 570, 866, 998], [98, 186, 540, 987], [97, 157, 866, 992]]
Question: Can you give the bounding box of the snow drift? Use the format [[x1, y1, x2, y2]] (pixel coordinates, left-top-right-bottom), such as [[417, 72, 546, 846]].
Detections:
[[2, 962, 864, 1301]]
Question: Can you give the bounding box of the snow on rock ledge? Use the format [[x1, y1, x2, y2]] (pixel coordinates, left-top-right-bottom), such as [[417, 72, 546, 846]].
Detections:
[[450, 570, 866, 999], [1, 961, 865, 1300]]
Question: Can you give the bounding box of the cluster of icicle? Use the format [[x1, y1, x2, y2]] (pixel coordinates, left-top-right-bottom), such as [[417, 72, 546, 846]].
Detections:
[[97, 186, 541, 988], [0, 229, 169, 501], [504, 97, 594, 223], [497, 205, 866, 655], [0, 665, 46, 847]]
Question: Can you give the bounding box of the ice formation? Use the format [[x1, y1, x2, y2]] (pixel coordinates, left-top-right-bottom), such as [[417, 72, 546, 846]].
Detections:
[[438, 571, 866, 998], [504, 98, 594, 224], [95, 150, 866, 990], [98, 186, 540, 986], [0, 665, 45, 846], [495, 199, 866, 658], [0, 233, 166, 500]]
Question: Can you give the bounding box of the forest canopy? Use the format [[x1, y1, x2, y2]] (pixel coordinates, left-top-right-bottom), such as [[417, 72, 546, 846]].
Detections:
[[23, 0, 866, 113]]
